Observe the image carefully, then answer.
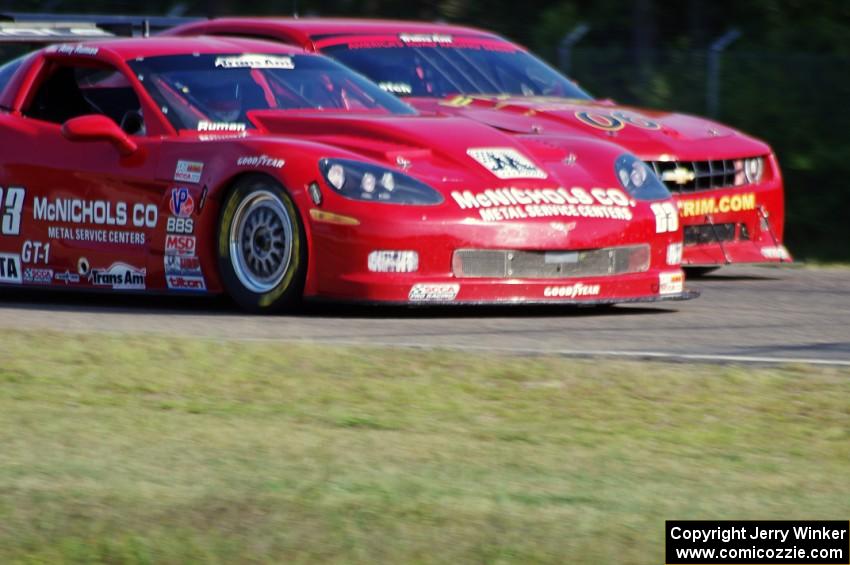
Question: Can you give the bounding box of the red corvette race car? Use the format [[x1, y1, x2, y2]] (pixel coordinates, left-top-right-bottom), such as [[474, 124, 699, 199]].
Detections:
[[171, 18, 791, 271], [0, 35, 690, 311]]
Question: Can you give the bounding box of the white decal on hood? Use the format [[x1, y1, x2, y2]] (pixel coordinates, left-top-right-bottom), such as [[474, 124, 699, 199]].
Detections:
[[467, 148, 548, 180]]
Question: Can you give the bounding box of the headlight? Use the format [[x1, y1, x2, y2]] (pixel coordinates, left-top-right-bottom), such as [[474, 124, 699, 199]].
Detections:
[[319, 158, 443, 205], [614, 154, 671, 201], [744, 157, 764, 184]]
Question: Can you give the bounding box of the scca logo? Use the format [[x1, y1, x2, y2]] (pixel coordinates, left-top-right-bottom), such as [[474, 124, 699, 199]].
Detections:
[[169, 188, 195, 218], [165, 235, 196, 256]]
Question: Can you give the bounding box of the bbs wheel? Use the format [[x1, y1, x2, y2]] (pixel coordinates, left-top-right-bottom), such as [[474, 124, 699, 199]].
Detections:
[[217, 175, 306, 313]]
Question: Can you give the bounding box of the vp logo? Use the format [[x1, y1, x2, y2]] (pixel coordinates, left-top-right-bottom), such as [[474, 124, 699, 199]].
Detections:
[[169, 188, 195, 218]]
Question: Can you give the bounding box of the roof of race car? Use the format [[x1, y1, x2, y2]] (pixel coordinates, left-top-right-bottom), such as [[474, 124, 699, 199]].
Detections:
[[174, 17, 501, 44], [61, 35, 308, 60]]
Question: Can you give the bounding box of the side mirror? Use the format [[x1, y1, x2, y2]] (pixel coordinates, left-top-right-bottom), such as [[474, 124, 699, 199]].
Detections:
[[61, 115, 138, 156]]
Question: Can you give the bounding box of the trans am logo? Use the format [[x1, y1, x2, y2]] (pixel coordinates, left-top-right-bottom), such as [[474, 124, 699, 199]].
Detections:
[[87, 262, 146, 290], [169, 188, 195, 218], [467, 148, 548, 180]]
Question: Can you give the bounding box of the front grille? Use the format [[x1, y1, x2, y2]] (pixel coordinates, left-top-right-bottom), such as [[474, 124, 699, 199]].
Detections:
[[648, 159, 742, 193], [683, 223, 737, 246], [452, 245, 650, 279]]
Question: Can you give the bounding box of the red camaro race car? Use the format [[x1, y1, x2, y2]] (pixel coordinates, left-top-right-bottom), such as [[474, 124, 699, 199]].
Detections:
[[171, 18, 791, 271], [0, 35, 691, 312]]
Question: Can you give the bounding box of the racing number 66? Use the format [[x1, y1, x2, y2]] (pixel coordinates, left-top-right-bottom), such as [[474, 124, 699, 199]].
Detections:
[[0, 187, 25, 236]]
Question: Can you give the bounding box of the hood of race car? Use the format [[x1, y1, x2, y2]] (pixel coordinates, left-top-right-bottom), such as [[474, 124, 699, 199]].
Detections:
[[408, 96, 772, 161], [246, 109, 630, 189], [237, 110, 672, 245]]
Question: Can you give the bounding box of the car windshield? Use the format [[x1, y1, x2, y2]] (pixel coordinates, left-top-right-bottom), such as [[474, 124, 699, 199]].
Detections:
[[319, 35, 592, 100], [0, 53, 28, 101], [127, 52, 417, 131]]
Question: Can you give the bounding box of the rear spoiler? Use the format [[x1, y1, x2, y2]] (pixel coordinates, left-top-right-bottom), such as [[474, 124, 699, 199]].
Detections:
[[0, 13, 201, 43]]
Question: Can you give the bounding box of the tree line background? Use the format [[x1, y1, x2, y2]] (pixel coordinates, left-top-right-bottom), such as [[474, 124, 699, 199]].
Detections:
[[3, 0, 849, 261]]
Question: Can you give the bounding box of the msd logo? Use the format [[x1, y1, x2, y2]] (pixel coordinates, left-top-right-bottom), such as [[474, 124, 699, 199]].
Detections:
[[165, 235, 196, 256]]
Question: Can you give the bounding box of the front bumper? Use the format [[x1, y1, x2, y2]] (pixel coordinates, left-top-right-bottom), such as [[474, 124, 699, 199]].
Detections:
[[310, 270, 696, 305], [674, 174, 789, 266]]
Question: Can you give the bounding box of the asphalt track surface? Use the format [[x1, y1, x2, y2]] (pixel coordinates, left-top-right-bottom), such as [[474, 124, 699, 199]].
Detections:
[[0, 265, 848, 366]]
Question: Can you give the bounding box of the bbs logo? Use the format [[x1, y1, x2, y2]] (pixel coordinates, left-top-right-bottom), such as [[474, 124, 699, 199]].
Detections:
[[167, 216, 194, 234]]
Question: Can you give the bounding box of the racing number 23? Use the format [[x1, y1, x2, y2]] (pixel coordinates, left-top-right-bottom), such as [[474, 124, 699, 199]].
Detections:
[[0, 187, 25, 236]]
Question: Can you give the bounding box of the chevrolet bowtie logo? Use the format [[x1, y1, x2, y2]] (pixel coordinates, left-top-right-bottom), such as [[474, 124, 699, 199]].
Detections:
[[661, 167, 696, 185]]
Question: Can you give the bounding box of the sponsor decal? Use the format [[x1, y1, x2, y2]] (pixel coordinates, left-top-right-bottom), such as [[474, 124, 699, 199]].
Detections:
[[165, 234, 196, 256], [409, 283, 460, 302], [0, 253, 22, 284], [549, 221, 577, 236], [164, 255, 202, 276], [650, 202, 679, 233], [167, 275, 206, 291], [23, 268, 53, 285], [399, 33, 453, 44], [543, 283, 601, 298], [174, 160, 204, 183], [451, 186, 635, 222], [197, 121, 247, 133], [87, 262, 146, 290], [667, 242, 683, 266], [198, 132, 248, 141], [678, 193, 756, 218], [761, 245, 791, 260], [34, 198, 157, 227], [48, 44, 98, 56], [166, 216, 194, 235], [467, 148, 548, 180], [0, 186, 25, 236], [169, 188, 195, 218], [396, 156, 412, 170], [574, 110, 661, 131], [214, 55, 294, 69], [659, 271, 684, 295], [236, 155, 285, 169], [55, 270, 80, 285], [47, 226, 146, 246], [378, 81, 413, 94], [21, 240, 50, 264]]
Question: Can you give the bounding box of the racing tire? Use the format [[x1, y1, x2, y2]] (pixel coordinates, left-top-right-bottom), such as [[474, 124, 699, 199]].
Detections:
[[685, 266, 720, 278], [217, 175, 307, 313]]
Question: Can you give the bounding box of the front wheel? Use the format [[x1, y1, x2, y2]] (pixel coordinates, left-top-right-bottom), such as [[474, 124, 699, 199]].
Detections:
[[217, 175, 306, 313]]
